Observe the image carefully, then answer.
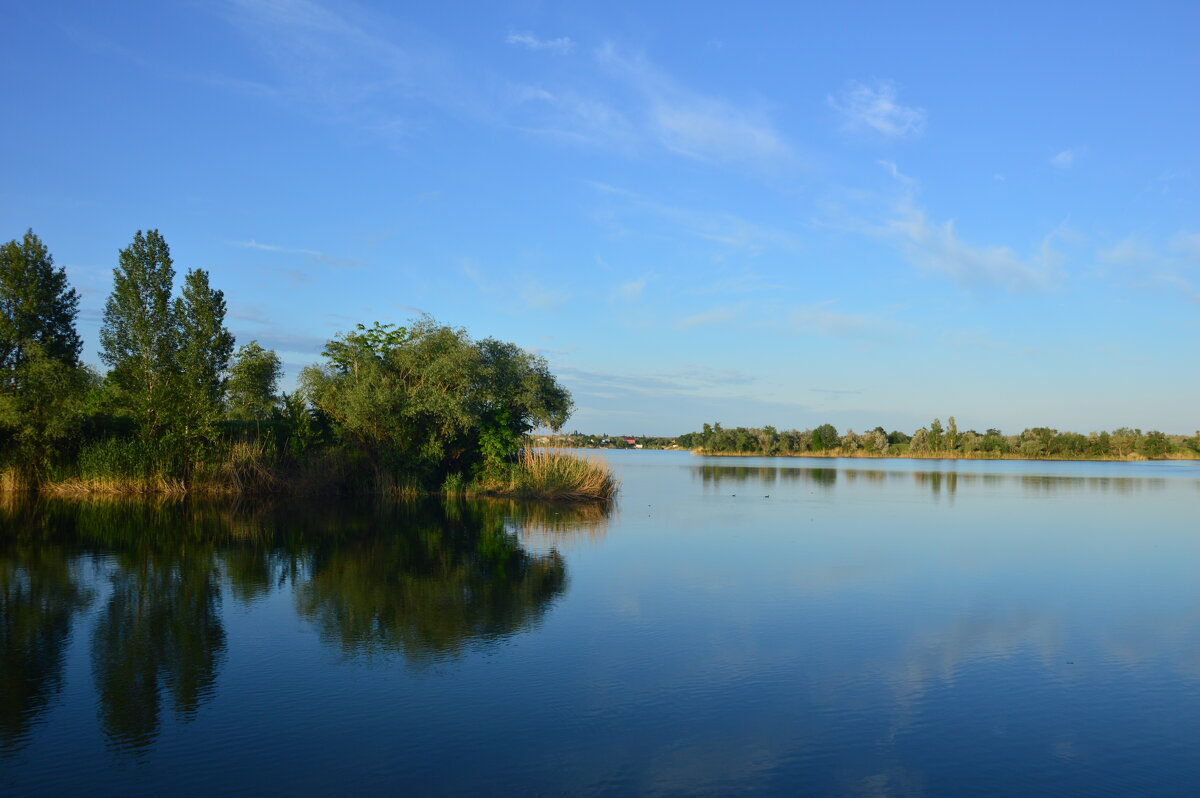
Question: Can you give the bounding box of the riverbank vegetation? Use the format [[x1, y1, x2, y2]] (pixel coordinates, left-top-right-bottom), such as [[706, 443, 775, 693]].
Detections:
[[674, 419, 1200, 461], [0, 229, 615, 500]]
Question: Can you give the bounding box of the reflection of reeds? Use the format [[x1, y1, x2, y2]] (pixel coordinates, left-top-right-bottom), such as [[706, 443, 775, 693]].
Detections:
[[495, 498, 609, 545], [438, 495, 610, 552]]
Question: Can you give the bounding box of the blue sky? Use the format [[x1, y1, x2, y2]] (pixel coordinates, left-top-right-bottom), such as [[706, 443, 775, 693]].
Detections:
[[3, 0, 1197, 435]]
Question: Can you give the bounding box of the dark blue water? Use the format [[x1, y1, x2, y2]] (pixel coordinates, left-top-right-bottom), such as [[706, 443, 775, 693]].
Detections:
[[3, 452, 1199, 795]]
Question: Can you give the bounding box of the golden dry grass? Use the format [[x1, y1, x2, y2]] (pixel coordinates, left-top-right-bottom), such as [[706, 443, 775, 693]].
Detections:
[[471, 448, 619, 501]]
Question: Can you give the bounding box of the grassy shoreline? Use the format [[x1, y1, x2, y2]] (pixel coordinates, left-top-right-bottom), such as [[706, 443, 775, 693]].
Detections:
[[1, 448, 619, 502]]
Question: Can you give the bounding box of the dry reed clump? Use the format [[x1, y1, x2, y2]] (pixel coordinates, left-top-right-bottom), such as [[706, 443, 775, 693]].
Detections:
[[38, 474, 187, 495], [212, 439, 280, 495], [472, 449, 618, 501], [0, 469, 25, 493]]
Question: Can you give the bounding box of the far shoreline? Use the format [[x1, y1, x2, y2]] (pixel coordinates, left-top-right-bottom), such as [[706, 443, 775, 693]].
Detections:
[[558, 446, 1200, 464]]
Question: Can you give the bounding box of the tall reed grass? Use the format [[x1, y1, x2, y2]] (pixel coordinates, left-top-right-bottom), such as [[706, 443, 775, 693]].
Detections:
[[470, 448, 618, 501], [3, 437, 620, 502]]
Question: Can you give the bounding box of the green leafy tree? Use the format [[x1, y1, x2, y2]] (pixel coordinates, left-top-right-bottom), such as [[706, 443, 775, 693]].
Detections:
[[99, 230, 179, 439], [946, 416, 959, 452], [928, 418, 944, 451], [1137, 430, 1170, 458], [1088, 431, 1112, 457], [471, 336, 571, 470], [0, 344, 90, 476], [0, 232, 87, 475], [811, 423, 839, 451], [1110, 428, 1139, 457], [0, 230, 82, 373], [278, 392, 322, 460], [226, 340, 283, 422], [175, 269, 234, 456], [302, 317, 572, 481]]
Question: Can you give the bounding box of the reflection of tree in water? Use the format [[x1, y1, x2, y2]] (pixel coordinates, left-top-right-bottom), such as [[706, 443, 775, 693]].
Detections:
[[0, 495, 587, 753], [293, 501, 568, 664], [0, 545, 92, 755], [91, 547, 226, 753], [695, 465, 837, 490], [912, 470, 957, 500]]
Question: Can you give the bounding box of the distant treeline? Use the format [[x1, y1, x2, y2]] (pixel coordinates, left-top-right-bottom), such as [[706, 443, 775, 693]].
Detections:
[[675, 419, 1199, 460], [542, 433, 679, 450], [0, 229, 613, 498]]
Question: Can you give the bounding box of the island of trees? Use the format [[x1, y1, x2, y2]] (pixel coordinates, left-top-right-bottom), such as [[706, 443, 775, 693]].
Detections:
[[0, 229, 615, 500]]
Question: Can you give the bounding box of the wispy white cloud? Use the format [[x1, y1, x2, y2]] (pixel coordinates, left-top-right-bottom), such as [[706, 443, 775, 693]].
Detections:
[[686, 269, 783, 296], [1146, 274, 1200, 304], [227, 325, 329, 355], [883, 204, 1060, 292], [613, 273, 653, 302], [596, 43, 793, 166], [676, 303, 746, 330], [233, 239, 322, 256], [231, 239, 362, 268], [877, 159, 915, 184], [219, 0, 484, 130], [1096, 231, 1200, 304], [1098, 237, 1155, 267], [650, 101, 790, 165], [810, 387, 863, 397], [556, 364, 756, 399], [829, 79, 926, 139], [460, 261, 501, 294], [789, 303, 897, 339], [521, 279, 572, 309], [1170, 230, 1200, 263], [589, 182, 797, 254], [461, 262, 571, 310], [506, 31, 574, 54], [228, 304, 276, 323], [1050, 149, 1076, 169], [216, 3, 793, 169], [507, 85, 638, 151]]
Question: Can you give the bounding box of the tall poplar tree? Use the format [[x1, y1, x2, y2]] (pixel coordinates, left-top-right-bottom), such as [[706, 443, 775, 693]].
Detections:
[[176, 268, 234, 448], [100, 230, 178, 438]]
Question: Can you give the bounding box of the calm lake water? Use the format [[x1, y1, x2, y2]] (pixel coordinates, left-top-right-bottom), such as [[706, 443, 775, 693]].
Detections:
[[3, 451, 1199, 796]]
